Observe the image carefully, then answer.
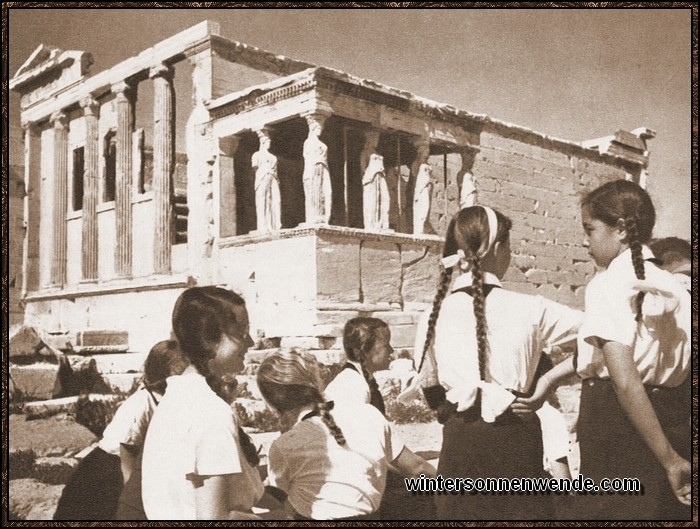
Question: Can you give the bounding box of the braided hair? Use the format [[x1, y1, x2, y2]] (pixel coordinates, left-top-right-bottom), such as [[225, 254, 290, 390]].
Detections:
[[142, 339, 187, 395], [582, 180, 655, 321], [418, 217, 458, 372], [257, 349, 346, 446], [451, 207, 513, 378], [343, 317, 390, 385], [171, 286, 248, 395]]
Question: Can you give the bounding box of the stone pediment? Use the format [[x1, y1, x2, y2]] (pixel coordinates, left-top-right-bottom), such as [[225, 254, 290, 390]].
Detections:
[[13, 44, 62, 79], [10, 44, 93, 96]]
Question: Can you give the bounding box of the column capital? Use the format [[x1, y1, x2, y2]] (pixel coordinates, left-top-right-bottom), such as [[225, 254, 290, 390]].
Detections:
[[21, 118, 41, 134], [50, 111, 69, 129], [149, 63, 174, 81], [304, 111, 330, 130], [254, 126, 273, 141], [111, 79, 136, 101], [80, 96, 100, 116]]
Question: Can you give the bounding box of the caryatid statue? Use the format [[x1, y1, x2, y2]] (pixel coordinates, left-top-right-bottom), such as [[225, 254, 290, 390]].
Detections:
[[302, 114, 332, 224], [251, 128, 281, 233], [411, 140, 433, 235], [413, 162, 435, 235], [459, 149, 478, 209], [361, 130, 390, 231]]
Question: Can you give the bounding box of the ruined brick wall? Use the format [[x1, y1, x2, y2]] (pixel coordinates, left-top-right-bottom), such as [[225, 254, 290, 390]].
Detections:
[[429, 128, 631, 310]]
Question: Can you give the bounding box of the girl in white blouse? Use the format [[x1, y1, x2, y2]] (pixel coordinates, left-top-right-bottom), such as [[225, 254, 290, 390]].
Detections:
[[419, 205, 582, 520], [258, 349, 435, 521], [525, 180, 691, 520]]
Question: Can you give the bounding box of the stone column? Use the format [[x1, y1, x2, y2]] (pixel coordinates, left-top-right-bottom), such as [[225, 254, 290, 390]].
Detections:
[[150, 64, 175, 274], [50, 111, 69, 287], [112, 80, 135, 278], [22, 122, 42, 295], [80, 97, 100, 281]]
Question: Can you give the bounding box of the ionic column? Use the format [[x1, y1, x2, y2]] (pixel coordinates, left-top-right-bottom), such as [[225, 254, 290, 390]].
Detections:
[[112, 80, 136, 278], [50, 111, 69, 287], [150, 64, 174, 274], [80, 97, 100, 281], [22, 122, 42, 295]]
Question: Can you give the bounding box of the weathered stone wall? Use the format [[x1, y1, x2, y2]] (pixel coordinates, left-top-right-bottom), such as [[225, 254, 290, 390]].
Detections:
[[470, 130, 628, 308], [9, 126, 25, 326], [422, 129, 631, 311]]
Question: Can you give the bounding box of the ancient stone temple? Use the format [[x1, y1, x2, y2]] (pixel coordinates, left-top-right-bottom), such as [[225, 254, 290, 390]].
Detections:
[[10, 21, 653, 374]]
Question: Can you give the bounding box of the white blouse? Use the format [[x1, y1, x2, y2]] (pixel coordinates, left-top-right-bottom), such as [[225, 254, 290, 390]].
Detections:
[[577, 247, 691, 387], [267, 401, 404, 520], [323, 360, 371, 405], [99, 387, 158, 455], [433, 272, 583, 415], [141, 372, 264, 520]]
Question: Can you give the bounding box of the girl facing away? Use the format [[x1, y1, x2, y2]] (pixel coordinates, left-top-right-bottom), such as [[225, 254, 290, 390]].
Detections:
[[523, 180, 691, 520], [54, 339, 186, 520], [257, 349, 436, 521], [141, 286, 273, 520], [419, 205, 583, 520]]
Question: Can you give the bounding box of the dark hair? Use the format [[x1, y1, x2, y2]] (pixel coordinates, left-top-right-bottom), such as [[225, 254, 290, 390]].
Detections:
[[171, 286, 247, 393], [420, 206, 512, 379], [582, 180, 655, 320], [143, 340, 187, 395], [649, 237, 691, 267], [257, 350, 346, 446], [343, 317, 389, 385]]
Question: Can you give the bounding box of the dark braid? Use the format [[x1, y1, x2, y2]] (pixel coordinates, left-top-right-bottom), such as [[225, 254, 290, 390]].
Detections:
[[314, 401, 347, 446], [582, 180, 656, 321], [626, 216, 646, 321], [469, 256, 489, 379], [342, 317, 388, 389], [418, 266, 453, 372]]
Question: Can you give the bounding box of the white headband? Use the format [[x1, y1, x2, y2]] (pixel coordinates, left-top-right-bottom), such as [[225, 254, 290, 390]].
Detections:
[[441, 205, 500, 269]]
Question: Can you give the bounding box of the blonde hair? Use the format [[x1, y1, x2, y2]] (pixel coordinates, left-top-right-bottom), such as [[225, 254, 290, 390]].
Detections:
[[257, 349, 345, 446]]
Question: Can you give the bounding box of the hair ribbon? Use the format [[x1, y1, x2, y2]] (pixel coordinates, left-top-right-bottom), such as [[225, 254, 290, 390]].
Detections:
[[441, 206, 500, 268]]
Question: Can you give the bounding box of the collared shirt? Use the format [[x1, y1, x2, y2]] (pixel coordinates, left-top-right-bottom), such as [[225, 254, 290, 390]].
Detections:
[[577, 247, 691, 386], [141, 372, 264, 520], [431, 271, 583, 413], [266, 401, 405, 520], [324, 360, 371, 405], [99, 387, 158, 455]]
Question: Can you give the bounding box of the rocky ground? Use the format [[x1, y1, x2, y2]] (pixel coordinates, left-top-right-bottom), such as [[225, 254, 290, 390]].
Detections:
[[8, 409, 444, 520], [9, 383, 581, 521]]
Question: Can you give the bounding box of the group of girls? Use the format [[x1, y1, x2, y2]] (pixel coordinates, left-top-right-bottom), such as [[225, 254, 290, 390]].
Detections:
[[54, 178, 691, 521], [416, 179, 690, 520]]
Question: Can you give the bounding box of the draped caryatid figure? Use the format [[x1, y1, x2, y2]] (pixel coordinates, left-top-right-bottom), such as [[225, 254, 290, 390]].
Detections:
[[412, 162, 434, 235], [362, 153, 390, 231], [251, 129, 281, 233], [303, 114, 332, 224]]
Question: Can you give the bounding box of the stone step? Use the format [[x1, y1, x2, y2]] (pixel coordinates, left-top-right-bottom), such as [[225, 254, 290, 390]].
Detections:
[[73, 330, 129, 354], [33, 456, 79, 485], [24, 394, 119, 420]]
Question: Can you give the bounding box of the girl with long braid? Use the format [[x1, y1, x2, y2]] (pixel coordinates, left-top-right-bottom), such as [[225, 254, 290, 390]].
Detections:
[[324, 317, 437, 520], [141, 287, 270, 520], [524, 180, 691, 519], [257, 349, 435, 520], [420, 205, 582, 520], [324, 317, 393, 414]]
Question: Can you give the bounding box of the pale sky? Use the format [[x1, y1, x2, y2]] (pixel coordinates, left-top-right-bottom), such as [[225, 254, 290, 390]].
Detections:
[[7, 7, 693, 239]]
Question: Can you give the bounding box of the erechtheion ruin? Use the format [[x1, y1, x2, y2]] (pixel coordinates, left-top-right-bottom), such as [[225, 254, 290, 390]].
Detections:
[[10, 21, 654, 373]]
